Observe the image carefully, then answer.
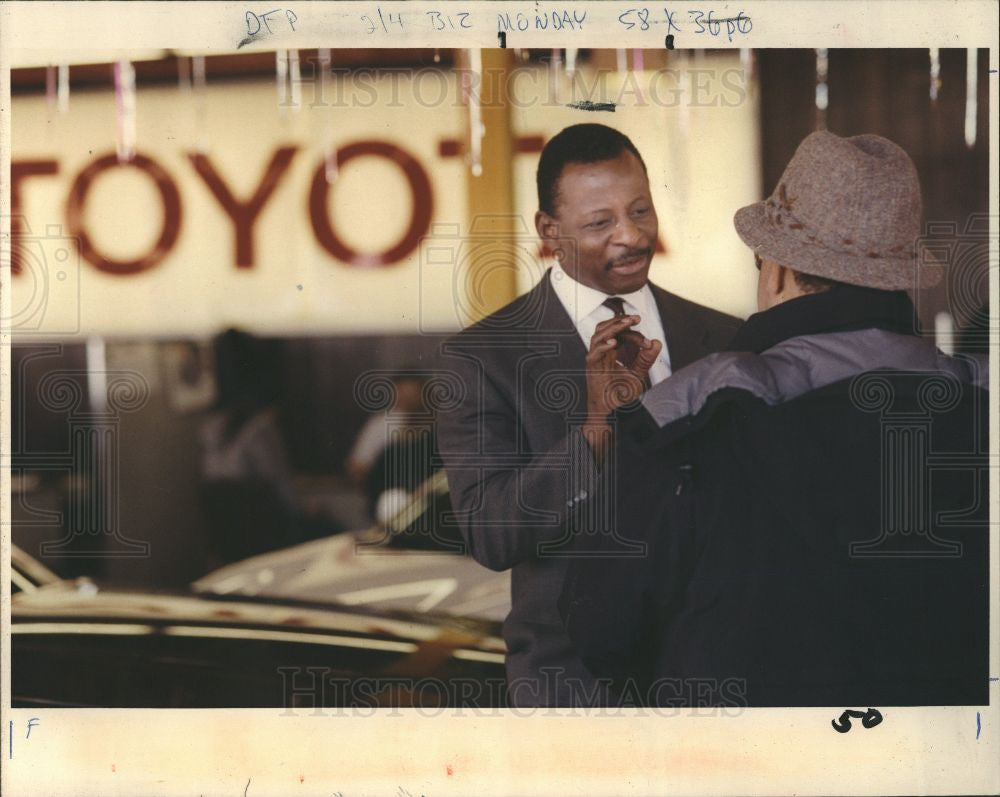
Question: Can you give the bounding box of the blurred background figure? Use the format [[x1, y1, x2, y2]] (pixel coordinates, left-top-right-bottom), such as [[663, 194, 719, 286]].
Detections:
[[198, 329, 338, 565], [346, 373, 438, 525], [345, 373, 425, 484]]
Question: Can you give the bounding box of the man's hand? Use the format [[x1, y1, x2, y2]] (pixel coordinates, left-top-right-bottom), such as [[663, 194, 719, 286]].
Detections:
[[583, 315, 662, 460]]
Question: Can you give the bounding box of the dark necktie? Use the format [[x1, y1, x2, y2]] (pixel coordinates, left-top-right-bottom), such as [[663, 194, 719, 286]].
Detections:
[[602, 296, 647, 371]]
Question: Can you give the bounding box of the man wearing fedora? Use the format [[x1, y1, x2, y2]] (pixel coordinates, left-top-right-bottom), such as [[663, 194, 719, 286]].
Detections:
[[560, 131, 990, 706]]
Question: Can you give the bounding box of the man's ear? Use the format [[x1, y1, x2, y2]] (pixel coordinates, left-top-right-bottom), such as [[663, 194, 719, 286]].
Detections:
[[535, 210, 558, 242], [773, 263, 789, 296]]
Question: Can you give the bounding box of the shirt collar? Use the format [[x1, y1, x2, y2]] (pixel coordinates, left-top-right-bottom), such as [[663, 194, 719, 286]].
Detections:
[[549, 262, 655, 325]]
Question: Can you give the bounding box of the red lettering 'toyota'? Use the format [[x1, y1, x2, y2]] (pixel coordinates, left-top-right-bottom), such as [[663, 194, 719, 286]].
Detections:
[[9, 160, 60, 275], [188, 146, 298, 268], [66, 152, 182, 275]]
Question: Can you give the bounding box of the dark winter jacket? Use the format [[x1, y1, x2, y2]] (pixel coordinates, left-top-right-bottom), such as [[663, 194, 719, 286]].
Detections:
[[559, 286, 990, 707]]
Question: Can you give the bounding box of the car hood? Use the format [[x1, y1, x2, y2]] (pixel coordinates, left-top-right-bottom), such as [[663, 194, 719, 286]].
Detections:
[[12, 580, 506, 656], [191, 531, 511, 623]]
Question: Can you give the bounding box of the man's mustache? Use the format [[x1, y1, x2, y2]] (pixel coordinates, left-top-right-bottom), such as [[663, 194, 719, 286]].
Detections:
[[606, 248, 653, 269]]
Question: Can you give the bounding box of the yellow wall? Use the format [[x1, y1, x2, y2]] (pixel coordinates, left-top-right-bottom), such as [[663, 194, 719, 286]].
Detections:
[[10, 53, 761, 339]]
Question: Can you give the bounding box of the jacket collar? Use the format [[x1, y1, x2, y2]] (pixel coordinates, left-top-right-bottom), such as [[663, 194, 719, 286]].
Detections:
[[729, 284, 918, 354]]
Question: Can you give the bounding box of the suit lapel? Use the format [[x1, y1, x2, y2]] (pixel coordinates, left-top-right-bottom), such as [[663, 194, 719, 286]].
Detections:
[[651, 283, 707, 371], [523, 271, 589, 413]]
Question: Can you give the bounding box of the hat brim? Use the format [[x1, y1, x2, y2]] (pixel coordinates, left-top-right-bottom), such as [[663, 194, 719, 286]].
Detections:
[[733, 202, 943, 290]]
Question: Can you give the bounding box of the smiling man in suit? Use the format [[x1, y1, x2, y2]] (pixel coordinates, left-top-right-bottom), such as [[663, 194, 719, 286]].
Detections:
[[435, 123, 740, 706]]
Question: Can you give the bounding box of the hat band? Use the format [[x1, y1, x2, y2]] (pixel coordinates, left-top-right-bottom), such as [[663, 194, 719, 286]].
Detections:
[[764, 198, 915, 262]]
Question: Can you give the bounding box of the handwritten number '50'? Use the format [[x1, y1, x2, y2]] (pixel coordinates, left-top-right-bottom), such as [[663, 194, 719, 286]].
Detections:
[[832, 708, 883, 733]]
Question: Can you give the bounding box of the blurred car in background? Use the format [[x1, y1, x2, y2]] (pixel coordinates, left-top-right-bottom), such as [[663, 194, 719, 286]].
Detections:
[[194, 472, 511, 623], [11, 472, 510, 708]]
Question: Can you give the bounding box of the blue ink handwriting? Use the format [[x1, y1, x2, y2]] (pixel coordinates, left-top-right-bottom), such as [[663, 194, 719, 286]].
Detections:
[[428, 10, 472, 31], [7, 717, 41, 758], [240, 8, 297, 48], [617, 8, 751, 42], [497, 9, 587, 32], [362, 7, 405, 34]]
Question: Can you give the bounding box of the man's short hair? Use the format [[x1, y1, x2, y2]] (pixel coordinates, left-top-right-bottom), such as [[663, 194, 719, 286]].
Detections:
[[791, 269, 841, 294], [537, 124, 647, 217]]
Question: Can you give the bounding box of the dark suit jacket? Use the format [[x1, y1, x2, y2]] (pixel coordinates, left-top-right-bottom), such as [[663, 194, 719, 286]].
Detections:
[[435, 270, 740, 705]]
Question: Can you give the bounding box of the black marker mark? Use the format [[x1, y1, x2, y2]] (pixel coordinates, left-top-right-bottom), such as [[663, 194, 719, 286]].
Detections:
[[665, 34, 675, 50], [567, 101, 616, 113], [498, 30, 507, 48], [832, 708, 883, 733], [861, 708, 883, 728], [244, 777, 251, 797]]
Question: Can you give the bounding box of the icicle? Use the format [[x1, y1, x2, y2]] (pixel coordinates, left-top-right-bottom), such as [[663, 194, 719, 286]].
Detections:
[[113, 59, 137, 163], [565, 48, 577, 78], [316, 47, 331, 102], [632, 49, 646, 104], [56, 64, 70, 113], [928, 47, 941, 102], [324, 151, 339, 185], [964, 48, 977, 148], [193, 55, 206, 88], [276, 49, 289, 110], [740, 47, 753, 83], [57, 64, 70, 113], [192, 55, 209, 155], [815, 48, 829, 130], [318, 48, 338, 184], [616, 49, 627, 74], [666, 49, 691, 223], [467, 49, 484, 177], [677, 50, 689, 137], [433, 48, 441, 64], [549, 48, 562, 101], [288, 49, 301, 111], [178, 55, 191, 93], [46, 65, 56, 113]]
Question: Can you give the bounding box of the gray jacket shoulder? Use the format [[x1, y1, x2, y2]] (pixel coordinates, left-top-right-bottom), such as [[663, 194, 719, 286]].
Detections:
[[641, 328, 989, 428]]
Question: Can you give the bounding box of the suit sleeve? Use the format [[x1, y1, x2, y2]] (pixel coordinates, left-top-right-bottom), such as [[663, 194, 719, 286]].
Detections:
[[435, 344, 606, 572]]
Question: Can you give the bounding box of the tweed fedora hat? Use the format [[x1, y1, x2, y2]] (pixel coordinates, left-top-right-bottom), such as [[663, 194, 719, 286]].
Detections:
[[734, 131, 939, 290]]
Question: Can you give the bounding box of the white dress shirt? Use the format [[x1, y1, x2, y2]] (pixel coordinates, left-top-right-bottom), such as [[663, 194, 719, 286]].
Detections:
[[548, 262, 672, 385]]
